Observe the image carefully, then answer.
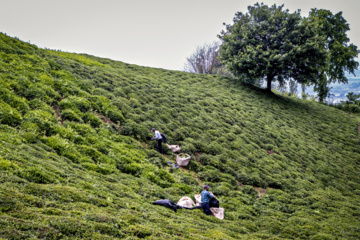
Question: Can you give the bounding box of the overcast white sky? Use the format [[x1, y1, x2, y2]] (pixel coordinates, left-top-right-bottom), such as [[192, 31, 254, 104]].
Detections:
[[1, 0, 359, 71]]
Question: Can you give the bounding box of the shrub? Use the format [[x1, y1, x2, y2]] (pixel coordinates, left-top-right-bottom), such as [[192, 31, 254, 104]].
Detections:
[[96, 163, 117, 175], [64, 122, 96, 136], [29, 99, 54, 114], [123, 163, 143, 176], [106, 108, 125, 124], [112, 98, 131, 116], [82, 112, 102, 127], [0, 101, 22, 126], [121, 120, 148, 141], [0, 157, 19, 171], [16, 167, 56, 184], [0, 88, 30, 114], [59, 96, 92, 112], [158, 169, 175, 183], [23, 109, 57, 132], [79, 145, 102, 161], [241, 185, 258, 196], [20, 122, 41, 143], [173, 183, 192, 194], [61, 109, 83, 122], [212, 182, 232, 196]]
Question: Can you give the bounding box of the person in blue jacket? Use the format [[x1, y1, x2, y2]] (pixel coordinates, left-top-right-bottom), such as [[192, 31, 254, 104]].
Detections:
[[201, 185, 214, 215]]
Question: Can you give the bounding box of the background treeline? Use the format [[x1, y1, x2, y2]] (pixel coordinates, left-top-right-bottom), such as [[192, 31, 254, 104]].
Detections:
[[0, 32, 360, 239]]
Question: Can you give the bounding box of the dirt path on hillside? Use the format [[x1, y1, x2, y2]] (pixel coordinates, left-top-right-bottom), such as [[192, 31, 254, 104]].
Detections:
[[97, 114, 121, 131], [53, 105, 63, 125]]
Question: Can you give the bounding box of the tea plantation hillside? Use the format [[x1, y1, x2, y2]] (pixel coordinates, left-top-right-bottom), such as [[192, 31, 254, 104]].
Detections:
[[0, 33, 359, 239]]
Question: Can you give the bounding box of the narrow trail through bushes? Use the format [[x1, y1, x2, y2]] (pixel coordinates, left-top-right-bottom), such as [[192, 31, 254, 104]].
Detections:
[[53, 105, 62, 125]]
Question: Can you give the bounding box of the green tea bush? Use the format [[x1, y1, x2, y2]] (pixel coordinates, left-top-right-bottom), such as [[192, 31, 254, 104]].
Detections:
[[82, 112, 102, 128], [0, 101, 22, 126], [105, 107, 125, 124], [180, 141, 197, 154], [123, 162, 143, 176], [0, 88, 30, 114], [121, 120, 149, 141], [16, 167, 56, 184], [212, 182, 232, 196], [48, 124, 82, 143], [241, 185, 258, 196], [23, 109, 57, 132], [79, 145, 102, 161], [59, 96, 92, 112], [64, 122, 96, 136], [28, 99, 54, 114], [61, 109, 83, 122], [173, 183, 192, 194], [20, 122, 41, 143], [112, 98, 131, 116], [0, 157, 19, 171]]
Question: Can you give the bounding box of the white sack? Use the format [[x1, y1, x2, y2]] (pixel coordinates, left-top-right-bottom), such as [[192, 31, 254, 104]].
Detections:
[[166, 144, 181, 153], [176, 154, 191, 166], [210, 207, 225, 220], [177, 196, 195, 208], [194, 194, 201, 206]]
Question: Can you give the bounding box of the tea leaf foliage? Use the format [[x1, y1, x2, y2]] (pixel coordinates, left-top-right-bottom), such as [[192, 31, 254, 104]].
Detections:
[[0, 32, 359, 239]]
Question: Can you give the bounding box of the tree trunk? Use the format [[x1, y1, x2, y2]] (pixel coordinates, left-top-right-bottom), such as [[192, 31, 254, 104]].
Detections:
[[266, 75, 273, 92]]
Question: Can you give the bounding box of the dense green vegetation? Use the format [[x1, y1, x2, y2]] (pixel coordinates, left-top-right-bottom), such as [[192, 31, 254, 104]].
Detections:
[[219, 3, 358, 101], [0, 32, 359, 239]]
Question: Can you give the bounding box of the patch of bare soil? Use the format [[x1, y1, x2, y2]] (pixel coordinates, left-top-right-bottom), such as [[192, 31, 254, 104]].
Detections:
[[96, 114, 121, 131], [254, 187, 267, 198], [266, 150, 275, 155], [195, 152, 204, 165], [52, 105, 63, 125]]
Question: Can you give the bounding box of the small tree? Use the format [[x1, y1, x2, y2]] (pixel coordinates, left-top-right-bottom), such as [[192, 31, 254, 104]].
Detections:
[[219, 3, 328, 92], [345, 92, 360, 104], [184, 42, 228, 75]]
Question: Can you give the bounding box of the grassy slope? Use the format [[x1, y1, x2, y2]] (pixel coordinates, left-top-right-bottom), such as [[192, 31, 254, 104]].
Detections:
[[0, 33, 359, 239]]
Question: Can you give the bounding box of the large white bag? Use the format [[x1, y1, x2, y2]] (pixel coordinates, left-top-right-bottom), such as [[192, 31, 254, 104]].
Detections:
[[177, 196, 195, 208], [166, 144, 181, 153], [194, 194, 201, 206], [176, 154, 191, 166], [210, 207, 225, 220]]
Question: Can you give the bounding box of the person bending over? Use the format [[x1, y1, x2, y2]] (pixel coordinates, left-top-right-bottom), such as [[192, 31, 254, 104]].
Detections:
[[151, 128, 163, 154]]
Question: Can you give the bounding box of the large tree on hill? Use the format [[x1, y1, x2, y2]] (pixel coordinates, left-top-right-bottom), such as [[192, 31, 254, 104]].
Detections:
[[219, 3, 328, 92], [309, 9, 359, 102]]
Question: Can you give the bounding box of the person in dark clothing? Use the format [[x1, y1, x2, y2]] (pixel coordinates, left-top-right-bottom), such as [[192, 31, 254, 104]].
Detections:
[[201, 185, 214, 215], [151, 128, 163, 154]]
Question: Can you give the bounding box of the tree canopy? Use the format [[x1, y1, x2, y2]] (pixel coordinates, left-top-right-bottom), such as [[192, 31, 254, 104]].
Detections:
[[218, 3, 358, 96], [309, 9, 359, 101]]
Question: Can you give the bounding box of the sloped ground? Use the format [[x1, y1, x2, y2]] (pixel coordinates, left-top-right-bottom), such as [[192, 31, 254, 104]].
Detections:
[[0, 33, 360, 239]]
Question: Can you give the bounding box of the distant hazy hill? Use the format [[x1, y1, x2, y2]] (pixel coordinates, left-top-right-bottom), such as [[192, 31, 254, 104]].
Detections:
[[0, 33, 359, 239]]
